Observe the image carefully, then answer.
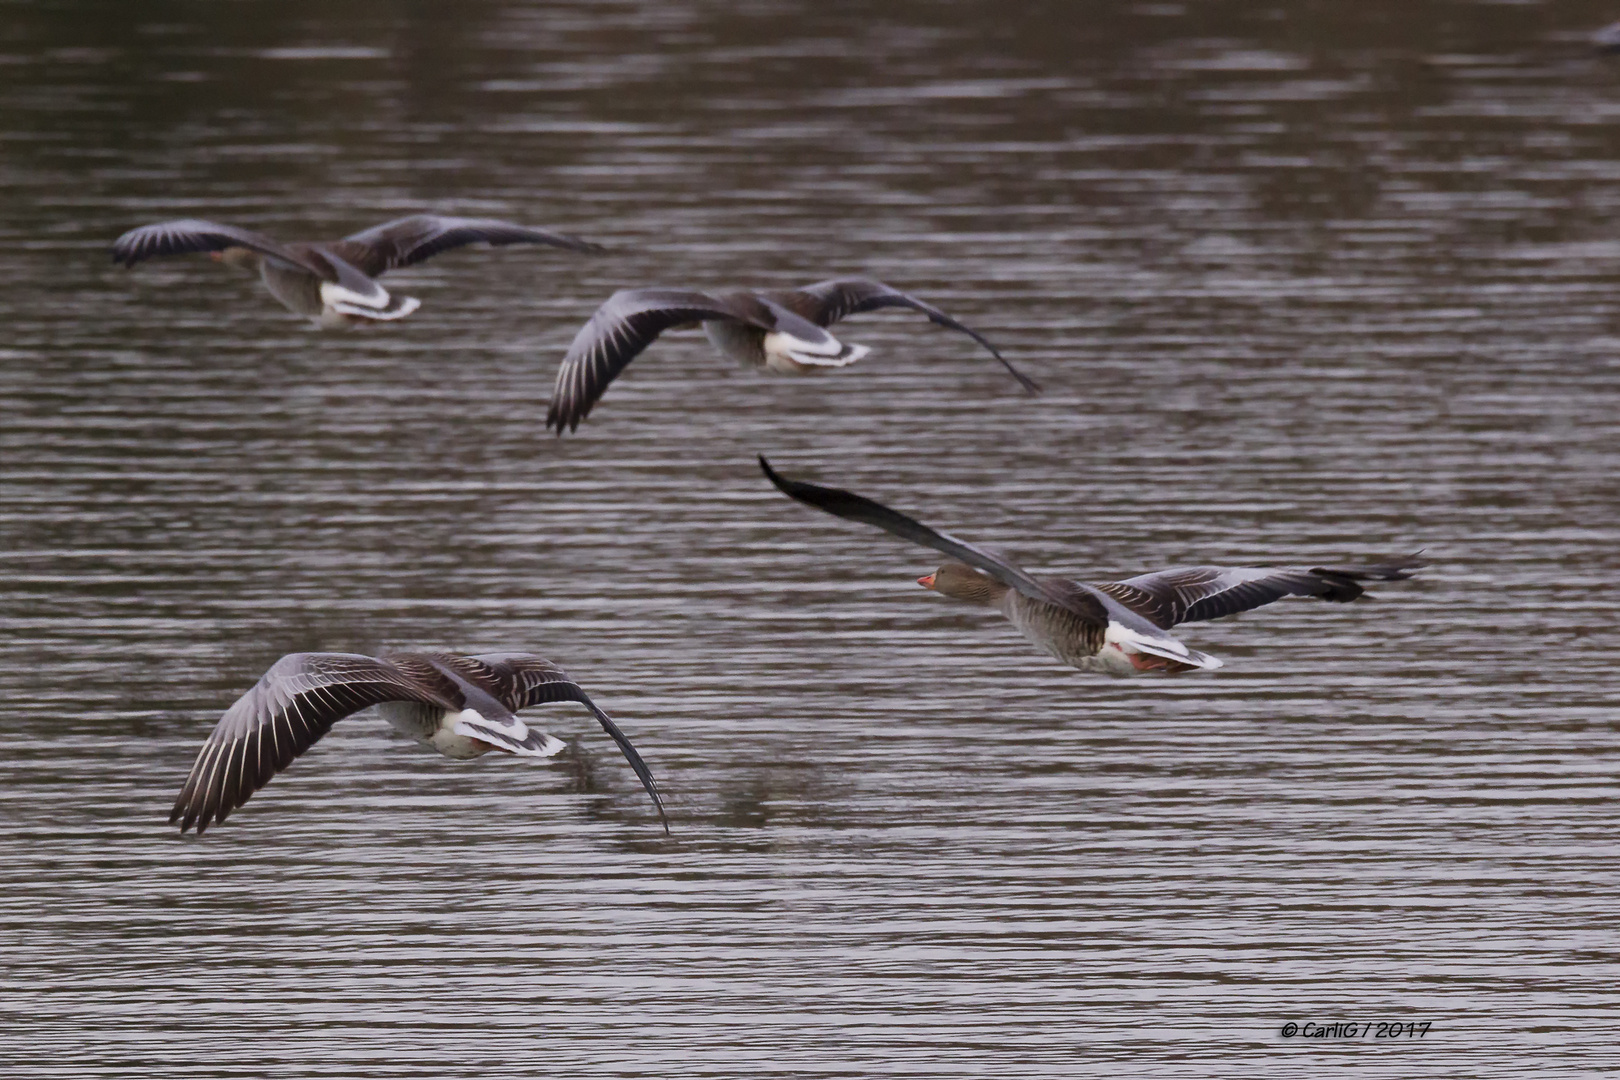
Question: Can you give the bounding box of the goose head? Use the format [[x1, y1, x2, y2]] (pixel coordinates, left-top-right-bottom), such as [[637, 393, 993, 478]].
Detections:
[[918, 561, 1008, 605]]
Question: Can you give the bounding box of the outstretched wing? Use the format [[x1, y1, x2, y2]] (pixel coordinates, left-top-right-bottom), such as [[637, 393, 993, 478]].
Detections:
[[546, 288, 754, 433], [111, 219, 312, 271], [171, 653, 455, 834], [758, 456, 1105, 626], [774, 278, 1039, 393], [331, 214, 604, 276], [467, 653, 667, 832], [1091, 556, 1426, 629]]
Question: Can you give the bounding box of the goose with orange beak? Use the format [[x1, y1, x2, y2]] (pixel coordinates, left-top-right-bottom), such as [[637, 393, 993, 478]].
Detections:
[[761, 457, 1423, 676]]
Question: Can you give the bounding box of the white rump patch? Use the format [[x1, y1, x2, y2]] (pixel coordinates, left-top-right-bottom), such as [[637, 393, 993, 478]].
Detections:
[[324, 296, 420, 323], [763, 329, 870, 370], [449, 708, 566, 758], [763, 327, 841, 357], [1104, 622, 1224, 671], [321, 282, 420, 322], [320, 278, 389, 310], [789, 342, 869, 368]]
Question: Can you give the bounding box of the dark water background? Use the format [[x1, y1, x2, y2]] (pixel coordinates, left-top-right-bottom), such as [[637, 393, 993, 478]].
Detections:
[[0, 1, 1616, 1075]]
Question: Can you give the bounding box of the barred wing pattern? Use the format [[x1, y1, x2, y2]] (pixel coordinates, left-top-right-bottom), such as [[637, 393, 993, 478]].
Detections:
[[777, 277, 1040, 393], [759, 456, 1107, 628], [171, 653, 457, 834], [333, 214, 604, 276], [1092, 557, 1426, 629], [111, 219, 311, 271], [468, 653, 668, 832], [453, 653, 588, 711], [547, 289, 754, 432]]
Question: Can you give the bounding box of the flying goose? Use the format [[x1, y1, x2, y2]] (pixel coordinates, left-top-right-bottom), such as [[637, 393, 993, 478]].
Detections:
[[112, 214, 603, 326], [171, 650, 666, 834], [545, 278, 1039, 432], [759, 457, 1423, 675]]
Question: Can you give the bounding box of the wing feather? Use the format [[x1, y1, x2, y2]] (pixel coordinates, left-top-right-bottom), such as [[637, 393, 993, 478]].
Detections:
[[332, 214, 604, 276], [1093, 556, 1426, 629], [111, 219, 313, 271], [171, 653, 457, 834], [546, 289, 757, 433]]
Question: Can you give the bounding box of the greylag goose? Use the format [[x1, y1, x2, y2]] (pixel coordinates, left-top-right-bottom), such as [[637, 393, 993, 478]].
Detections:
[[171, 651, 666, 833], [760, 457, 1423, 675], [546, 278, 1038, 432], [112, 214, 603, 326]]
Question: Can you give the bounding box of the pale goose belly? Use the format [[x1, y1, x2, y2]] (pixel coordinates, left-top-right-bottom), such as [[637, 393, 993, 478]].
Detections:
[[703, 320, 768, 368], [1002, 593, 1158, 676], [258, 262, 327, 319], [374, 701, 494, 760]]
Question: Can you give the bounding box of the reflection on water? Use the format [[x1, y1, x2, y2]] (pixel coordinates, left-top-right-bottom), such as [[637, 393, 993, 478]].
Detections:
[[1, 0, 1617, 1074]]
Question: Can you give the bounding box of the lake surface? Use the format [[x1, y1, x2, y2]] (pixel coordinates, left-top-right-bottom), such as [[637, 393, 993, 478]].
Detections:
[[1, 1, 1616, 1075]]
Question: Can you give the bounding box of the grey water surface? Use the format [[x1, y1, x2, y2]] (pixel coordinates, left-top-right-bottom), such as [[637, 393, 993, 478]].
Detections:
[[0, 1, 1616, 1076]]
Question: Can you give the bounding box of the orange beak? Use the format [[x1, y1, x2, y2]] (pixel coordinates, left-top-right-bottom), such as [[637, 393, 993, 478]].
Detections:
[[917, 574, 936, 590]]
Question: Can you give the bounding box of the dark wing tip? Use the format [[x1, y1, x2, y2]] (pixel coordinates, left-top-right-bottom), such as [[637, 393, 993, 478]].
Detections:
[[582, 698, 669, 833], [759, 456, 824, 506], [759, 455, 812, 496], [1310, 551, 1428, 602], [973, 338, 1039, 394], [543, 399, 582, 434], [507, 229, 606, 256], [1351, 552, 1430, 580], [477, 222, 607, 257], [917, 297, 1040, 395], [111, 231, 144, 268], [757, 456, 849, 513], [171, 774, 200, 831], [544, 386, 570, 433], [171, 798, 205, 833], [755, 456, 902, 536]]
